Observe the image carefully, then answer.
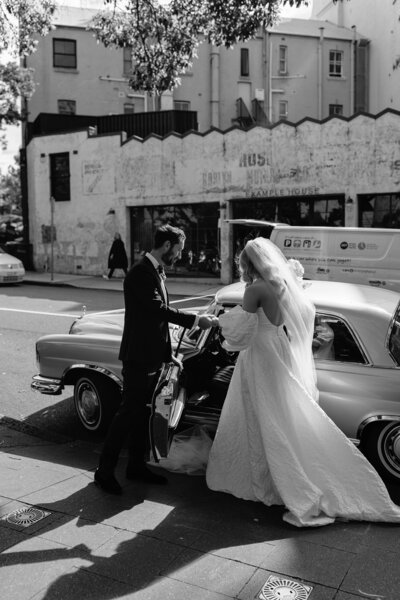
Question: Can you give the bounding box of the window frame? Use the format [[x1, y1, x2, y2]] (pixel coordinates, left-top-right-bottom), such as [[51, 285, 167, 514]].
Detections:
[[329, 49, 344, 78], [57, 99, 76, 115], [313, 313, 368, 365], [173, 100, 191, 111], [50, 152, 71, 202], [123, 46, 132, 76], [240, 48, 250, 77], [53, 38, 77, 69], [279, 45, 288, 75], [278, 100, 288, 121]]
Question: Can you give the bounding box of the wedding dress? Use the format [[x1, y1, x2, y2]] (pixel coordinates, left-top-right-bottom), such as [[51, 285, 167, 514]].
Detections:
[[205, 239, 400, 527]]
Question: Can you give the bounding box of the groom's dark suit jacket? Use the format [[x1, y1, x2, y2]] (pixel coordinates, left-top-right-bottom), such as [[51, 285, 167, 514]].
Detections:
[[119, 255, 196, 370]]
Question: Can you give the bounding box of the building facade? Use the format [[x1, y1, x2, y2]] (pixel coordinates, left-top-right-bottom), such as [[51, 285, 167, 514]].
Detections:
[[25, 4, 368, 133], [312, 0, 400, 115], [26, 110, 400, 282]]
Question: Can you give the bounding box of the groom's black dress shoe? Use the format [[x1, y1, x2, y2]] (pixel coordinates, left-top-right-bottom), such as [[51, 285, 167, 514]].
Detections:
[[126, 466, 168, 485], [94, 469, 122, 495]]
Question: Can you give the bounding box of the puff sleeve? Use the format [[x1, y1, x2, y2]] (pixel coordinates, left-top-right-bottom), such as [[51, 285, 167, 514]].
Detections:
[[218, 305, 258, 351]]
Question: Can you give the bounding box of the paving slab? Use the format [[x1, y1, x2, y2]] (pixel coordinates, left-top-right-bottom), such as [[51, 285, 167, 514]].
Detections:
[[160, 547, 257, 597], [340, 546, 400, 598], [258, 537, 357, 588]]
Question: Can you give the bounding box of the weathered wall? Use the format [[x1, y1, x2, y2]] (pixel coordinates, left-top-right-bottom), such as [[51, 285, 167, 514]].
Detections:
[[27, 110, 400, 276]]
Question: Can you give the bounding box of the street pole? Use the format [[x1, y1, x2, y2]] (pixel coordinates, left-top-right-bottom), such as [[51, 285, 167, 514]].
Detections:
[[50, 196, 54, 281]]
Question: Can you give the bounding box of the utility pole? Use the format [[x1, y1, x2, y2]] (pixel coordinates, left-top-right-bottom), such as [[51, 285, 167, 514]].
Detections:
[[50, 196, 55, 281]]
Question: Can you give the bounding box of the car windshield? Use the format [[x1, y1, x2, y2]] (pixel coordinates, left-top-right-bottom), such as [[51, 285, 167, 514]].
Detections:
[[388, 303, 400, 366], [170, 298, 217, 350]]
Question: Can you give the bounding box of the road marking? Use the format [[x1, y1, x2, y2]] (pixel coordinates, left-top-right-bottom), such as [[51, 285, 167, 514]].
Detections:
[[0, 307, 79, 318]]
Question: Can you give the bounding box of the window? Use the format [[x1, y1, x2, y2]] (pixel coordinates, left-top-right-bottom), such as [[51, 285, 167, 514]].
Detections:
[[313, 314, 366, 364], [329, 104, 343, 116], [359, 193, 400, 228], [53, 38, 77, 69], [123, 46, 132, 75], [279, 45, 288, 74], [124, 103, 135, 114], [173, 101, 190, 111], [50, 153, 70, 202], [240, 48, 249, 77], [279, 100, 288, 120], [389, 305, 400, 366], [329, 50, 343, 78], [58, 99, 76, 115]]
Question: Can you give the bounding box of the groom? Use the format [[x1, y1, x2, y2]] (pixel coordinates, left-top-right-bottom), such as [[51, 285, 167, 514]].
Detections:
[[95, 224, 218, 494]]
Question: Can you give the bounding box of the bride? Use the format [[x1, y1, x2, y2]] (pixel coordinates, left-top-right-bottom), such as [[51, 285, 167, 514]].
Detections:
[[205, 237, 400, 527]]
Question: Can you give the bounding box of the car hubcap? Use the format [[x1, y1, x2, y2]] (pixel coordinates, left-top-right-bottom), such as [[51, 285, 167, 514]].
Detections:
[[378, 423, 400, 479], [78, 383, 100, 426]]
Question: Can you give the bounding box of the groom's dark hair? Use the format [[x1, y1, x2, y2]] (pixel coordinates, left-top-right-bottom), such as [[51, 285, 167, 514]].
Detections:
[[153, 225, 186, 249]]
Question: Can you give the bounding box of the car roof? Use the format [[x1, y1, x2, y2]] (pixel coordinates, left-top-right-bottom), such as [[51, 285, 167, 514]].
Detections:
[[215, 280, 399, 366], [215, 280, 399, 317]]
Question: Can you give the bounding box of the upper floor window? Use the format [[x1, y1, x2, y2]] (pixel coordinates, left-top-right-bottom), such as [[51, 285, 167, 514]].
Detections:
[[53, 38, 77, 69], [279, 100, 288, 120], [58, 99, 76, 115], [123, 46, 132, 76], [279, 45, 288, 74], [329, 50, 343, 78], [174, 100, 190, 111], [240, 48, 249, 77], [124, 103, 135, 114], [50, 153, 70, 202], [329, 104, 343, 116]]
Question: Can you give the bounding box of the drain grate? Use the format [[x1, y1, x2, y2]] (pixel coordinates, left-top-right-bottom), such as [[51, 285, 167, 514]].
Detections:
[[259, 575, 313, 600], [2, 506, 51, 528]]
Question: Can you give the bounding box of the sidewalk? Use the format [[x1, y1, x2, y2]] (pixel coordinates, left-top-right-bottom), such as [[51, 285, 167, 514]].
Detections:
[[24, 270, 222, 298], [1, 418, 400, 600]]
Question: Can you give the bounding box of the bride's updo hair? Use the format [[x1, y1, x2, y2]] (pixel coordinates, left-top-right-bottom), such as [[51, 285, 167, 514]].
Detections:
[[238, 247, 259, 284], [240, 238, 287, 295]]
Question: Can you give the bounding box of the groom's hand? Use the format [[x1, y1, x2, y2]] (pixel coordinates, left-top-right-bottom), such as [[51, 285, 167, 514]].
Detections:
[[198, 314, 219, 329]]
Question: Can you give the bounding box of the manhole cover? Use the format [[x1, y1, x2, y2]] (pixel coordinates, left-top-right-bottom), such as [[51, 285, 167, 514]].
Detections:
[[2, 506, 51, 528], [259, 575, 313, 600]]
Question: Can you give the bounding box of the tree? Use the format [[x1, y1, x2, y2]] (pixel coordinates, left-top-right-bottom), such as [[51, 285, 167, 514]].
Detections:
[[0, 155, 21, 213], [0, 0, 56, 139], [89, 0, 311, 93]]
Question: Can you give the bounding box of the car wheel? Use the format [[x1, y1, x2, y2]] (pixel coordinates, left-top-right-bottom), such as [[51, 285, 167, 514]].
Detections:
[[74, 373, 119, 434], [361, 421, 400, 483]]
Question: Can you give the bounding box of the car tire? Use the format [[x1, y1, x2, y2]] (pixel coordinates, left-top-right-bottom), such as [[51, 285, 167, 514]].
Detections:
[[73, 373, 120, 434], [361, 421, 400, 483]]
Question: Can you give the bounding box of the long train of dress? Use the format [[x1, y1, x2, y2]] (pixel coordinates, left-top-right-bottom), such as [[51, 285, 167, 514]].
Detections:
[[205, 307, 400, 527]]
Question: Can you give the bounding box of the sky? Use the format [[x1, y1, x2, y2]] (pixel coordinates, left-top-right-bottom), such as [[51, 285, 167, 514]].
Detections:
[[0, 0, 312, 175]]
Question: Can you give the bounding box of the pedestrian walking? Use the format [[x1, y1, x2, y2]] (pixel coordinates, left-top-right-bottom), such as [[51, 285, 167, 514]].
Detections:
[[103, 233, 128, 279]]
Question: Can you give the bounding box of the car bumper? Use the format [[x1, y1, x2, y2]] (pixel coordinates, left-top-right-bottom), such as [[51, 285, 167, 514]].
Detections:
[[31, 375, 63, 395], [0, 272, 24, 283]]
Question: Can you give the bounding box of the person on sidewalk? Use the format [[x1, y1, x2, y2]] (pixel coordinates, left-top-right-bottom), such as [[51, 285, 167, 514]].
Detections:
[[95, 224, 219, 494], [103, 233, 128, 279]]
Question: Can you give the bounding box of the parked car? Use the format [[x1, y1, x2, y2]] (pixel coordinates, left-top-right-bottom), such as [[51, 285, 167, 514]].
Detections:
[[0, 247, 25, 283], [32, 280, 400, 482]]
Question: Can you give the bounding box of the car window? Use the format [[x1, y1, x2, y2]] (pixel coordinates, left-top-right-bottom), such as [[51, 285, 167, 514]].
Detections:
[[313, 314, 366, 364], [388, 304, 400, 366]]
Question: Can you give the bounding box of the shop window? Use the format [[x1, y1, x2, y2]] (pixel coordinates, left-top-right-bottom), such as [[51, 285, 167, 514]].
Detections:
[[279, 100, 288, 120], [329, 104, 343, 115], [50, 153, 70, 202], [174, 101, 190, 111], [359, 193, 400, 228], [123, 46, 132, 75], [329, 50, 343, 78], [240, 48, 249, 77], [279, 45, 288, 74], [124, 103, 135, 114], [131, 203, 220, 277], [58, 99, 76, 115], [53, 38, 77, 69]]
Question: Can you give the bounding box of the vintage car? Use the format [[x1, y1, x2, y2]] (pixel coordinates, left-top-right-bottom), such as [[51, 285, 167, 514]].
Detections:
[[32, 280, 400, 482], [0, 247, 25, 284]]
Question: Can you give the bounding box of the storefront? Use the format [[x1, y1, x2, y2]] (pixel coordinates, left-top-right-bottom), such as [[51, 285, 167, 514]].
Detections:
[[26, 109, 400, 282]]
